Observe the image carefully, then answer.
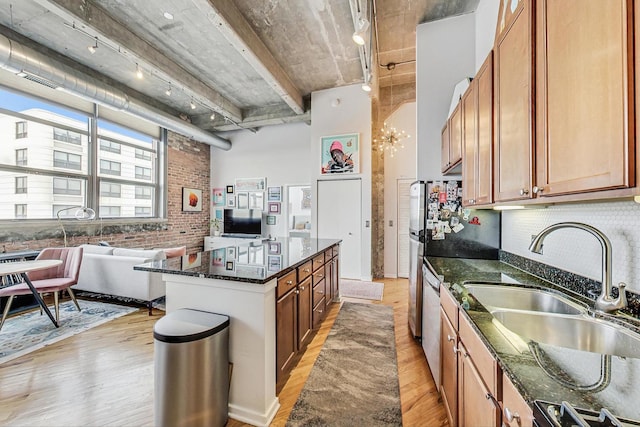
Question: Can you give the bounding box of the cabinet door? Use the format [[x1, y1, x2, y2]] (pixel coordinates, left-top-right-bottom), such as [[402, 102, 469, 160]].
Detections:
[[462, 80, 478, 206], [476, 51, 494, 205], [449, 103, 463, 172], [324, 261, 333, 306], [331, 256, 339, 300], [535, 0, 633, 196], [276, 289, 297, 383], [441, 121, 451, 172], [298, 276, 312, 347], [502, 374, 534, 427], [440, 308, 458, 427], [494, 0, 535, 202], [458, 341, 500, 427]]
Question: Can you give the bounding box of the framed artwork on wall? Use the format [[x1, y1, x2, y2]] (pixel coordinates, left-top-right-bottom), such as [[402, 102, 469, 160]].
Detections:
[[212, 187, 225, 207], [268, 202, 281, 214], [235, 177, 266, 192], [320, 133, 359, 174], [266, 215, 276, 225], [226, 185, 234, 194], [182, 187, 202, 211], [237, 192, 249, 209], [248, 192, 264, 210], [267, 186, 282, 202], [181, 253, 202, 269]]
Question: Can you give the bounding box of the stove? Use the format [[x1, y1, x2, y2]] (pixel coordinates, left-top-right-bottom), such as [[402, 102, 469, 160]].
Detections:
[[534, 401, 640, 427]]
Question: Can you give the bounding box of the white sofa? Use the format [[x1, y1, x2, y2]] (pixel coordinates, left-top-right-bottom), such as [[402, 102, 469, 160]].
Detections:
[[75, 244, 167, 314]]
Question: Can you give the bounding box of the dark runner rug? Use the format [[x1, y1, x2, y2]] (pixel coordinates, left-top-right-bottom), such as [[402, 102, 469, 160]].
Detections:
[[286, 302, 402, 426]]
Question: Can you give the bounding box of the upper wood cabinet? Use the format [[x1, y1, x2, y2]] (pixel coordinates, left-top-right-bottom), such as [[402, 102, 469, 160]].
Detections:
[[494, 0, 535, 202], [463, 51, 494, 207], [443, 103, 463, 174], [535, 0, 634, 197]]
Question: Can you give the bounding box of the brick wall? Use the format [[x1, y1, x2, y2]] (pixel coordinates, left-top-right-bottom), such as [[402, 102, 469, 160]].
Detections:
[[1, 131, 211, 254]]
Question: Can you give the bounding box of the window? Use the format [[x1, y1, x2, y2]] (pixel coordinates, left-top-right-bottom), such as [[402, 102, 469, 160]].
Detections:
[[15, 121, 27, 138], [135, 186, 152, 199], [53, 205, 79, 218], [100, 159, 121, 176], [135, 148, 152, 160], [53, 178, 82, 195], [53, 127, 82, 145], [100, 206, 121, 218], [16, 149, 27, 166], [15, 204, 27, 218], [53, 151, 81, 170], [135, 206, 152, 217], [100, 182, 121, 198], [15, 176, 27, 194], [135, 166, 151, 180], [100, 139, 121, 154]]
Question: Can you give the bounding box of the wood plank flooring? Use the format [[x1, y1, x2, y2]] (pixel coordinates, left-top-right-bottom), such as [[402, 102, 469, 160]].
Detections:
[[0, 278, 448, 426]]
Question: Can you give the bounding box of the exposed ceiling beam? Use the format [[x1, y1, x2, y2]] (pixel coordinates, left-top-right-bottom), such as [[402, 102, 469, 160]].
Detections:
[[203, 0, 305, 115], [193, 105, 311, 132], [32, 0, 243, 122]]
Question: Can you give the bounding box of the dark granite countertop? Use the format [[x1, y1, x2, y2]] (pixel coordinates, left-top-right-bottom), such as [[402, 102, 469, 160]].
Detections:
[[135, 237, 341, 284], [427, 256, 640, 421]]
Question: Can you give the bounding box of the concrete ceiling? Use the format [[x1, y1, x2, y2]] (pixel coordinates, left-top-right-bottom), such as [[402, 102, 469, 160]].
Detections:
[[0, 0, 479, 137]]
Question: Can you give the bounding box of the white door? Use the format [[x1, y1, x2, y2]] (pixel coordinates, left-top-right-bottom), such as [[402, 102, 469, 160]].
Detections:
[[397, 179, 413, 278], [317, 179, 362, 279]]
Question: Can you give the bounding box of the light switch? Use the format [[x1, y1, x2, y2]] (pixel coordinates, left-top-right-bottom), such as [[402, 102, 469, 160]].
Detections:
[[365, 220, 370, 228], [389, 220, 393, 227]]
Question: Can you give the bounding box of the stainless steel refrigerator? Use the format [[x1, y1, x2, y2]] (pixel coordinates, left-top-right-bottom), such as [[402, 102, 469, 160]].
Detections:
[[408, 180, 425, 339]]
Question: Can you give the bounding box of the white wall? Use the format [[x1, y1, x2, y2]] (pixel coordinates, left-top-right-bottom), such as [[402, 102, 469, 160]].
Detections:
[[311, 84, 373, 280], [383, 102, 417, 278], [475, 0, 501, 71], [416, 13, 476, 181], [210, 122, 311, 238]]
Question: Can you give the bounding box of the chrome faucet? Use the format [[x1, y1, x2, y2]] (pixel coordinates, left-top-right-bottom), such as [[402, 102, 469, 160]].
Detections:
[[528, 222, 627, 313]]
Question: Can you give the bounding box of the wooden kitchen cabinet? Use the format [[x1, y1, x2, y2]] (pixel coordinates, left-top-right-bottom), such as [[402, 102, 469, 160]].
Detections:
[[463, 51, 494, 207], [535, 0, 634, 197], [440, 307, 458, 427], [502, 374, 534, 427], [443, 103, 463, 174], [494, 0, 535, 202]]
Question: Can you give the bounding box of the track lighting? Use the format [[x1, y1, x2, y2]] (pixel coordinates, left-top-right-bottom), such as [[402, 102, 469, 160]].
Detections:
[[165, 86, 172, 96], [210, 112, 216, 120], [135, 63, 143, 79], [352, 15, 370, 46], [190, 99, 196, 110], [361, 72, 372, 92], [87, 37, 98, 54]]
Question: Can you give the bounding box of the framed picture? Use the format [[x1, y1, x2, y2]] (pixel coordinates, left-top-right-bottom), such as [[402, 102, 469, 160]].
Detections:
[[225, 261, 235, 271], [267, 186, 282, 202], [248, 192, 264, 210], [268, 255, 282, 272], [237, 192, 249, 209], [212, 187, 225, 207], [211, 248, 225, 266], [181, 253, 202, 269], [321, 133, 359, 174], [268, 202, 281, 214], [226, 195, 235, 207], [226, 246, 236, 260], [235, 177, 266, 192], [226, 185, 234, 194], [182, 187, 203, 211], [266, 215, 276, 225], [268, 241, 281, 255]]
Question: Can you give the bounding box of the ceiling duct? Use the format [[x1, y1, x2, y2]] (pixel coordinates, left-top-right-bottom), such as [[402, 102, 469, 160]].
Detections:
[[0, 33, 231, 150]]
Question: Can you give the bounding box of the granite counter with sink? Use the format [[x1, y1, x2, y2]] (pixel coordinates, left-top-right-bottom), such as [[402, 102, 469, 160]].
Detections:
[[427, 255, 640, 421]]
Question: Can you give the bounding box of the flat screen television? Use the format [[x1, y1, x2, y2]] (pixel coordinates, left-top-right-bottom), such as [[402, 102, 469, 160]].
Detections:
[[223, 208, 263, 238]]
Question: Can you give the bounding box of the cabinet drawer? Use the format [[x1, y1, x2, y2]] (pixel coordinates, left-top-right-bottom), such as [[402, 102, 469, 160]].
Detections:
[[313, 281, 326, 307], [277, 270, 297, 299], [459, 313, 498, 396], [440, 284, 459, 330], [312, 298, 326, 329], [332, 245, 339, 258], [297, 261, 312, 282], [312, 253, 325, 271], [502, 374, 534, 427], [313, 268, 326, 286]]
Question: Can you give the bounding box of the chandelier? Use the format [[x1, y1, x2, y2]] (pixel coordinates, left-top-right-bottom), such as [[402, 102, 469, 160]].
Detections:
[[374, 63, 410, 157]]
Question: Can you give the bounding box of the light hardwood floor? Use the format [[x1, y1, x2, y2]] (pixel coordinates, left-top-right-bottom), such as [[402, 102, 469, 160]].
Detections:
[[0, 278, 448, 426]]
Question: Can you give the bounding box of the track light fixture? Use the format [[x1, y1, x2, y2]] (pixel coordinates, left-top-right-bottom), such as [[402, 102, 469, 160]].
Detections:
[[190, 99, 196, 110], [165, 86, 172, 96], [210, 112, 216, 120], [87, 37, 98, 54], [361, 72, 372, 92], [352, 15, 370, 46], [135, 63, 143, 79]]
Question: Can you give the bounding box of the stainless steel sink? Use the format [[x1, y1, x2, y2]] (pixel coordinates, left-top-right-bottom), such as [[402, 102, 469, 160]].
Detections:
[[491, 310, 640, 359], [464, 283, 587, 315]]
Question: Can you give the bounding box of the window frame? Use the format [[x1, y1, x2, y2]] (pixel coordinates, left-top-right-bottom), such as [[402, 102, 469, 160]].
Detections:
[[15, 176, 27, 194]]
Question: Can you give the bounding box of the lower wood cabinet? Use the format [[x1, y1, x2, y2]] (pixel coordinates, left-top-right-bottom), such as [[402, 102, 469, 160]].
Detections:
[[440, 307, 458, 427], [502, 375, 534, 427], [457, 340, 500, 427]]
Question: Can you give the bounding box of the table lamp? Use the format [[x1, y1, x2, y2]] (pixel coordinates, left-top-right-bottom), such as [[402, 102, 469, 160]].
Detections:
[[56, 206, 96, 247]]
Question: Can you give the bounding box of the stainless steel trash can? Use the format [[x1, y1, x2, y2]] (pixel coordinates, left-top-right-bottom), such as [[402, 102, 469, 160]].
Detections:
[[154, 308, 230, 427]]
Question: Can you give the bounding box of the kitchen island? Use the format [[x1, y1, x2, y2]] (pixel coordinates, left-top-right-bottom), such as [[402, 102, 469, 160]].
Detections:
[[135, 237, 341, 427]]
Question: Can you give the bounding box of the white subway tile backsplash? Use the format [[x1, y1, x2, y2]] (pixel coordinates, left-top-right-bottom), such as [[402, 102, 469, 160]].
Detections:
[[502, 200, 640, 293]]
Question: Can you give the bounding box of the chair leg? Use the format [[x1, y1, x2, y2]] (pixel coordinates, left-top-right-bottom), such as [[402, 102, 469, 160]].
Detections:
[[39, 293, 43, 316], [54, 291, 59, 324], [0, 296, 15, 331], [148, 301, 152, 316], [67, 288, 81, 312]]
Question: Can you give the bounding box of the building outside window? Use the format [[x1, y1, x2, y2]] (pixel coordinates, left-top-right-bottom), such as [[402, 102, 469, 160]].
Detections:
[[100, 159, 121, 176], [100, 182, 121, 198], [15, 121, 27, 138], [15, 148, 27, 166], [53, 151, 82, 170], [15, 176, 27, 194], [101, 206, 121, 218], [135, 166, 151, 180], [135, 206, 151, 217], [100, 139, 121, 154], [53, 127, 82, 145], [135, 186, 152, 199], [15, 204, 27, 219], [53, 177, 82, 195], [135, 148, 152, 160]]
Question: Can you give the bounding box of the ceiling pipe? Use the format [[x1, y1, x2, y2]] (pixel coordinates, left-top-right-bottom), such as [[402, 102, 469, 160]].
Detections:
[[0, 33, 232, 150]]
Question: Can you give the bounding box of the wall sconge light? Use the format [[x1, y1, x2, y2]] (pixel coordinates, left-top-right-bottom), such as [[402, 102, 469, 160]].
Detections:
[[135, 63, 144, 79], [352, 15, 370, 45], [87, 37, 98, 54], [56, 206, 96, 247]]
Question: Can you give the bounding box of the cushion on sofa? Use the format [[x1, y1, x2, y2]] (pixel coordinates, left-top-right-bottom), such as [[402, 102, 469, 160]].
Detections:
[[112, 248, 166, 261], [80, 244, 115, 255], [155, 246, 187, 258]]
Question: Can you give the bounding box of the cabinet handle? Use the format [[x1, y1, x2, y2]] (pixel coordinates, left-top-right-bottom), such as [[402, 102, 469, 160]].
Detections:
[[467, 199, 475, 204], [504, 407, 520, 423], [519, 188, 529, 196], [447, 334, 455, 342], [452, 346, 460, 354], [533, 186, 543, 194], [318, 309, 323, 313], [300, 286, 305, 291], [318, 274, 323, 278], [485, 393, 500, 408], [286, 280, 293, 285], [319, 290, 324, 294], [295, 289, 299, 294], [304, 268, 310, 273]]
